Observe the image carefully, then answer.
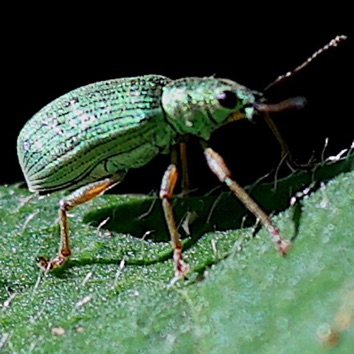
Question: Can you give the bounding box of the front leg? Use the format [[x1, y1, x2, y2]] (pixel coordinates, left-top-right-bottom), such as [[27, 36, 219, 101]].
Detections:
[[201, 141, 291, 255], [38, 176, 122, 270]]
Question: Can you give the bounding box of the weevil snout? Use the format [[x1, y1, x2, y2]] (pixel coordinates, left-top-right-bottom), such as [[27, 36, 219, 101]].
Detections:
[[254, 96, 307, 114]]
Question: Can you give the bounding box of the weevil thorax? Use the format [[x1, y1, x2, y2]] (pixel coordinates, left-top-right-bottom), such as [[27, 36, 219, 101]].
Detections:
[[161, 77, 258, 140]]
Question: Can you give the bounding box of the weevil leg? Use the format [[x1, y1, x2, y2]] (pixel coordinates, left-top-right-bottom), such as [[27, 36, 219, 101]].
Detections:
[[38, 176, 121, 270], [200, 141, 291, 255], [179, 140, 190, 195], [264, 112, 312, 171], [160, 164, 190, 278], [171, 139, 190, 195], [263, 112, 293, 163]]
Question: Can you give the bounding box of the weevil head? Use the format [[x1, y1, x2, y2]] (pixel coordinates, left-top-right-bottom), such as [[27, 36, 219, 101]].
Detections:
[[162, 77, 262, 140]]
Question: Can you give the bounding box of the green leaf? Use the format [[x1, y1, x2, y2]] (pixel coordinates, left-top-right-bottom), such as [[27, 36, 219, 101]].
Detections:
[[1, 150, 353, 353]]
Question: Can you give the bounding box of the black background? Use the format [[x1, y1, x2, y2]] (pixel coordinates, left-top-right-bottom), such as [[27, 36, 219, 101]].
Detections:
[[3, 6, 352, 195]]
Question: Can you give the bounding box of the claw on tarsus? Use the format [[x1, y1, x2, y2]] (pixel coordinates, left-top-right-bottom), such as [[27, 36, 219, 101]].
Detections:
[[36, 255, 68, 271]]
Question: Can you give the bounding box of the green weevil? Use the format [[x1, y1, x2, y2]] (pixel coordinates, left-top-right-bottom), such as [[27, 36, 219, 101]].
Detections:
[[17, 35, 346, 278]]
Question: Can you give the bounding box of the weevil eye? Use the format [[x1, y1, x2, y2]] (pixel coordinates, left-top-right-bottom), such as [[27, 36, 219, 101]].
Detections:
[[216, 90, 238, 109]]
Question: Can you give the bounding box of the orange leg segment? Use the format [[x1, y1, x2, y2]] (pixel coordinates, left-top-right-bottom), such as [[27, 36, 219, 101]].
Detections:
[[202, 142, 291, 255], [38, 177, 121, 270], [160, 164, 190, 278]]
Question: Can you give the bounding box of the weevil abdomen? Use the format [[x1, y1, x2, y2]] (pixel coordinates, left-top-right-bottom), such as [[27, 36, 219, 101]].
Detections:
[[17, 75, 176, 193]]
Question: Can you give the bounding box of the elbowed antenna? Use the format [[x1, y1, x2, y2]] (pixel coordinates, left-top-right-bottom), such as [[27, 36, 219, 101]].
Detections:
[[264, 35, 347, 91], [254, 35, 347, 113]]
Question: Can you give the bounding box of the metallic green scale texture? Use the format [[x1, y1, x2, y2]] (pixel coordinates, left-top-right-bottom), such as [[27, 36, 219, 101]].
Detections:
[[17, 75, 256, 193]]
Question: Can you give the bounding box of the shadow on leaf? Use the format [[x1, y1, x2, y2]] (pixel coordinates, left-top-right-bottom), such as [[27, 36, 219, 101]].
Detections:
[[83, 194, 252, 243]]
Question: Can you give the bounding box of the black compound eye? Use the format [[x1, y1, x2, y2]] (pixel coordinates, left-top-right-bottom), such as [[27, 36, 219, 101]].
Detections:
[[216, 90, 238, 109]]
